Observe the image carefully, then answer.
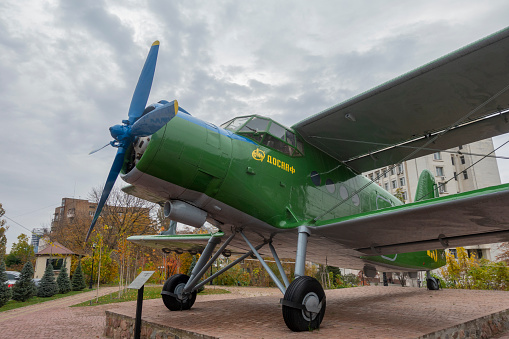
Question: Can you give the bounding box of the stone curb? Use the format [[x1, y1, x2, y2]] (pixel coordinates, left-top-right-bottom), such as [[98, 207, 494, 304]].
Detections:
[[419, 309, 509, 339]]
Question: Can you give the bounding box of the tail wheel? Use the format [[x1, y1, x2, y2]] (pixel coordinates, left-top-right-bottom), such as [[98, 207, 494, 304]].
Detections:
[[161, 274, 197, 311], [282, 276, 326, 332]]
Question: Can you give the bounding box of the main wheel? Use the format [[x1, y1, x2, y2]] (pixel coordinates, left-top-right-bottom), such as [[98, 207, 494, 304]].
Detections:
[[282, 276, 326, 332], [161, 274, 197, 311], [427, 277, 440, 290]]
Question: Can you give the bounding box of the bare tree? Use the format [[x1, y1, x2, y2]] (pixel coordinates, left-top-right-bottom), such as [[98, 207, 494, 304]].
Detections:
[[88, 186, 158, 250]]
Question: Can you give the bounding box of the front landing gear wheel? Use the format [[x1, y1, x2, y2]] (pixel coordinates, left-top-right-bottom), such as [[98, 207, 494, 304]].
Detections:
[[282, 276, 326, 332], [161, 274, 197, 311]]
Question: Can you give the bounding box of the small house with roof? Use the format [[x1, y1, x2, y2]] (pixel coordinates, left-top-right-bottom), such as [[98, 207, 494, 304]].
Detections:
[[34, 241, 76, 279]]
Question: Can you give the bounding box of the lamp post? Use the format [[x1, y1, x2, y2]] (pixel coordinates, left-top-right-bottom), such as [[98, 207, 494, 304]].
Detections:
[[89, 243, 96, 290]]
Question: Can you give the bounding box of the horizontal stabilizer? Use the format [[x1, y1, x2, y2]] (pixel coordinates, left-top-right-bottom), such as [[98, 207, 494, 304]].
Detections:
[[128, 232, 225, 254]]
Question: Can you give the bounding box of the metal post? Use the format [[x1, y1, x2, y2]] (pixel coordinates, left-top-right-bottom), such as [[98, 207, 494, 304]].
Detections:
[[89, 243, 96, 289], [134, 285, 144, 339], [295, 226, 311, 278]]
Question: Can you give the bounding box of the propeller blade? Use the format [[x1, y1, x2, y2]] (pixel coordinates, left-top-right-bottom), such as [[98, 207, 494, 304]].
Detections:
[[131, 100, 178, 137], [85, 147, 126, 242], [127, 41, 160, 125], [88, 143, 110, 155]]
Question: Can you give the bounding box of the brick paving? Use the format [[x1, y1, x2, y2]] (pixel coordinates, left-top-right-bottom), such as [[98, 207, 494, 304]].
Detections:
[[0, 286, 118, 339], [1, 285, 509, 338], [108, 286, 509, 339]]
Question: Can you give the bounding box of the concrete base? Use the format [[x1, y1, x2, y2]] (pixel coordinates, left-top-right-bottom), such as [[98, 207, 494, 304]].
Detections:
[[104, 286, 509, 339]]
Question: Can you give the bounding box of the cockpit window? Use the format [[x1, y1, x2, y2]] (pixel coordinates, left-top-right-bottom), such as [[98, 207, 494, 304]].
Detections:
[[239, 117, 270, 133], [223, 117, 249, 131], [268, 122, 286, 139], [221, 115, 304, 157]]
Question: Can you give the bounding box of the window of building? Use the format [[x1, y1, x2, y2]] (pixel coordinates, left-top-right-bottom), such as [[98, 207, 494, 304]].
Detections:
[[369, 174, 373, 181], [433, 152, 442, 160], [454, 172, 458, 181], [459, 145, 463, 150], [460, 156, 465, 164], [383, 169, 387, 178], [401, 191, 407, 201], [397, 164, 404, 174], [384, 183, 389, 191], [463, 170, 468, 179], [439, 183, 447, 193], [399, 177, 405, 187], [390, 167, 395, 175], [392, 180, 397, 189], [451, 156, 455, 166], [374, 171, 380, 181], [449, 248, 458, 258], [467, 249, 483, 259], [436, 167, 444, 177], [47, 258, 64, 270]]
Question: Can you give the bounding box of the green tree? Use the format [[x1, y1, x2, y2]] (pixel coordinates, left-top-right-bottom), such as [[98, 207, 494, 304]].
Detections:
[[12, 261, 36, 301], [37, 263, 58, 297], [71, 260, 86, 291], [56, 260, 72, 294], [7, 234, 35, 270], [0, 203, 9, 258], [0, 260, 12, 306]]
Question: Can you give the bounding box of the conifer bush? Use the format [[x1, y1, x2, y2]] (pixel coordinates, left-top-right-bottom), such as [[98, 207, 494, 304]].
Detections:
[[12, 261, 36, 301], [56, 261, 72, 294], [72, 260, 86, 291], [0, 260, 12, 306], [37, 263, 58, 297]]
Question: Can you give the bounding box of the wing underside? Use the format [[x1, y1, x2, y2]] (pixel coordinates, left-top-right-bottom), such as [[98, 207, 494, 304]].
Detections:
[[293, 27, 509, 173], [311, 183, 509, 256]]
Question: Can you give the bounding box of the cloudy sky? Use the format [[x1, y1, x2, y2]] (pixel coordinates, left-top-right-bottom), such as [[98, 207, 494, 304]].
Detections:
[[2, 0, 509, 251]]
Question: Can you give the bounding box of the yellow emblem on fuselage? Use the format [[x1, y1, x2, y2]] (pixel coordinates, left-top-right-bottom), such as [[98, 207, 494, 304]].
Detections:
[[252, 148, 265, 162]]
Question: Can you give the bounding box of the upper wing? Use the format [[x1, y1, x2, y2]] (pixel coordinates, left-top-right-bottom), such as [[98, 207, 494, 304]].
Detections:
[[311, 183, 509, 255], [293, 27, 509, 173]]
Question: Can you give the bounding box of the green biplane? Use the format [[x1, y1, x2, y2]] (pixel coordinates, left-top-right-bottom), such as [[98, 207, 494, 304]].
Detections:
[[86, 27, 509, 331]]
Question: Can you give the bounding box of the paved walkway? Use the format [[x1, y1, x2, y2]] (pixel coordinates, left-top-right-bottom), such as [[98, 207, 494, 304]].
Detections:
[[0, 287, 118, 339]]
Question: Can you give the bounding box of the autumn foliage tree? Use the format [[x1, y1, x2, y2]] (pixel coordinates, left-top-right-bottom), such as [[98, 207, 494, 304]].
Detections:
[[439, 247, 509, 290], [0, 203, 8, 258]]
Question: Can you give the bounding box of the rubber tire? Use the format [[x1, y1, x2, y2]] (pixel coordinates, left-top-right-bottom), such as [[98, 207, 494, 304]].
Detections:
[[282, 276, 326, 332], [427, 277, 440, 290], [161, 274, 197, 311]]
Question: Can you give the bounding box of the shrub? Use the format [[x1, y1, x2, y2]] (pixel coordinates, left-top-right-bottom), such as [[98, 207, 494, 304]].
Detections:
[[56, 261, 72, 294], [12, 261, 36, 301], [0, 260, 12, 306], [72, 260, 87, 291], [37, 263, 58, 297]]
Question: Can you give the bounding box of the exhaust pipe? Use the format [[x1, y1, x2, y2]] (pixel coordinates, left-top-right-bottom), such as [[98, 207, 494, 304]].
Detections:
[[163, 201, 207, 228]]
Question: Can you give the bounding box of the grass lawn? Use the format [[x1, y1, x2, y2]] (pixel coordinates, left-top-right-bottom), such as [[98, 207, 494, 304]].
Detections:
[[72, 286, 230, 307], [0, 289, 95, 312]]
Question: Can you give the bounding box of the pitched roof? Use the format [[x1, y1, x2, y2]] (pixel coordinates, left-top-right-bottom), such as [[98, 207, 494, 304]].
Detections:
[[36, 242, 75, 256]]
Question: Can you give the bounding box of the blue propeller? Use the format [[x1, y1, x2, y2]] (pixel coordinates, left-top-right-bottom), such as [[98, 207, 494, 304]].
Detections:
[[85, 41, 177, 242]]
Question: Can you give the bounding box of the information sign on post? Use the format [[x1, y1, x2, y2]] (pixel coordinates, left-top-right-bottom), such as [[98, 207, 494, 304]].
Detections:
[[128, 271, 155, 339]]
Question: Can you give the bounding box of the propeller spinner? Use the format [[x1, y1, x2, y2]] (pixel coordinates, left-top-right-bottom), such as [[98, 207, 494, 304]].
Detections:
[[85, 41, 177, 242]]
